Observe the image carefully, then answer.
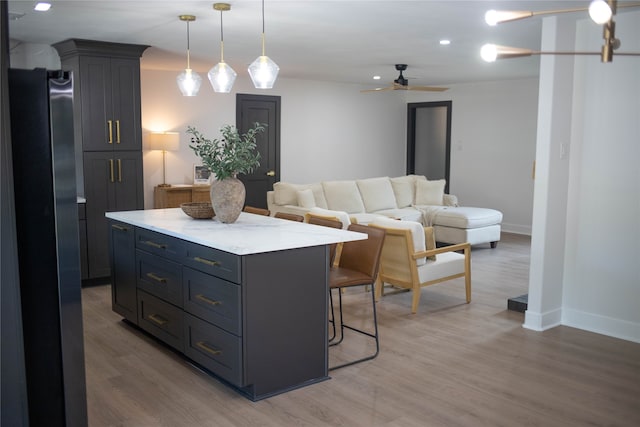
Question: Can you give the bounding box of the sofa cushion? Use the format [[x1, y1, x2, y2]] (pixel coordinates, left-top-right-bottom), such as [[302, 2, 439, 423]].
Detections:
[[356, 177, 397, 213], [296, 189, 315, 208], [309, 207, 351, 229], [371, 217, 427, 266], [415, 179, 446, 206], [309, 183, 328, 209], [433, 207, 503, 229], [273, 182, 304, 206], [321, 180, 366, 214], [390, 176, 414, 208], [374, 208, 423, 223]]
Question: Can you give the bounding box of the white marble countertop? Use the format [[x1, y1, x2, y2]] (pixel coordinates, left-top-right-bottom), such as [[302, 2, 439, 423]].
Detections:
[[106, 208, 367, 255]]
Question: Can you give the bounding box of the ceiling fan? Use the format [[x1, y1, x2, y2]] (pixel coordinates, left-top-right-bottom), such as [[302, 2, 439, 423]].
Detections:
[[361, 64, 448, 93]]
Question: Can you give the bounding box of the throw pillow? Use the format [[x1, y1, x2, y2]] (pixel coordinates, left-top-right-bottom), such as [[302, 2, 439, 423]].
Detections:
[[415, 179, 446, 206], [356, 177, 397, 212], [273, 182, 304, 206], [390, 176, 414, 208], [296, 189, 315, 208], [321, 180, 366, 214]]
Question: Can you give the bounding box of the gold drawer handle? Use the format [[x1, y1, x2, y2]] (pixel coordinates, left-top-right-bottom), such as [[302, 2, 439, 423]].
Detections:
[[196, 294, 221, 306], [115, 120, 121, 144], [111, 224, 129, 231], [196, 341, 222, 356], [146, 272, 167, 284], [193, 256, 220, 267], [144, 240, 167, 249], [148, 314, 167, 326]]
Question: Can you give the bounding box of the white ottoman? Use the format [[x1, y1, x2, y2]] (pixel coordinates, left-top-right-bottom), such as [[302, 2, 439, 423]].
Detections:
[[432, 207, 503, 248]]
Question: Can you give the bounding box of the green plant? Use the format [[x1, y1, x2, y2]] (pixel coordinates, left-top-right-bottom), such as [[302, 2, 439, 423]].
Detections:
[[187, 123, 265, 181]]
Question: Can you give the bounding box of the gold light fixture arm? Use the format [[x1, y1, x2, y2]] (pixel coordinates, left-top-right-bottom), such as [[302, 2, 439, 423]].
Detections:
[[486, 1, 640, 25]]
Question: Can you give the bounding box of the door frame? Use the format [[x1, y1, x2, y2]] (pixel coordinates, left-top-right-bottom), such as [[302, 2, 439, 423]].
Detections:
[[406, 101, 452, 194]]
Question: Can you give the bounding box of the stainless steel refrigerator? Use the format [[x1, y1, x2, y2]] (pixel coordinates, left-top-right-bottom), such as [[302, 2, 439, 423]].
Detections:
[[8, 68, 87, 426]]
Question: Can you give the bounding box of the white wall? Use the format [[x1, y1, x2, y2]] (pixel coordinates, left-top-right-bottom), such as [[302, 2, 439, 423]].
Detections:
[[562, 11, 640, 342], [142, 70, 538, 233], [140, 71, 407, 209], [404, 80, 539, 235], [526, 11, 640, 343]]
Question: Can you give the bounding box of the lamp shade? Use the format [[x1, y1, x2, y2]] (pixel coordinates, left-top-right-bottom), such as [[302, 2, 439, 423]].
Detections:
[[148, 132, 180, 151], [176, 69, 202, 97]]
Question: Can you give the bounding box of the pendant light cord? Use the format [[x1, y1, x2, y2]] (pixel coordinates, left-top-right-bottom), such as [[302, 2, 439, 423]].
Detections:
[[220, 10, 225, 62], [261, 0, 266, 56], [186, 20, 191, 69]]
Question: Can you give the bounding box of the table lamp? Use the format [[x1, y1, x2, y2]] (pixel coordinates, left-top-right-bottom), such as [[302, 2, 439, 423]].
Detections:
[[148, 131, 180, 187]]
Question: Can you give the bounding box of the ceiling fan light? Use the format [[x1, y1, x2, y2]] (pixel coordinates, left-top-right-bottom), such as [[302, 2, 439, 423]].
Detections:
[[248, 55, 279, 89], [480, 44, 498, 62], [177, 68, 202, 96], [589, 0, 613, 24], [208, 62, 237, 93]]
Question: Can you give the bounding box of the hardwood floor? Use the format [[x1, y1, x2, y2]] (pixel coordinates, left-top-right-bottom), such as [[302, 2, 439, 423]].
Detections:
[[82, 233, 640, 426]]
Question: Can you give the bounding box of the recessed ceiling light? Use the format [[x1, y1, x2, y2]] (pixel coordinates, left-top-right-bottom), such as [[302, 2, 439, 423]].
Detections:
[[440, 39, 451, 46], [34, 2, 51, 12], [373, 75, 381, 80]]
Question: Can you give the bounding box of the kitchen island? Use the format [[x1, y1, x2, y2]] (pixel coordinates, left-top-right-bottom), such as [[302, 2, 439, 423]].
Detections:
[[105, 208, 365, 400]]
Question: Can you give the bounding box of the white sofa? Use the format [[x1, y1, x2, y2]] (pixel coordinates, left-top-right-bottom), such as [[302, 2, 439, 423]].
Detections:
[[267, 175, 503, 248]]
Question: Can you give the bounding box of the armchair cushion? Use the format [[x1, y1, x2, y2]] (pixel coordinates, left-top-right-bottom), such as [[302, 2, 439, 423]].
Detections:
[[322, 180, 366, 214], [371, 217, 427, 266], [309, 207, 351, 229], [356, 177, 397, 213], [415, 179, 446, 206]]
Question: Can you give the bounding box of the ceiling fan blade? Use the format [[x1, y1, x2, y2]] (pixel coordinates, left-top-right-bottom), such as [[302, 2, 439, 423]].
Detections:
[[405, 86, 449, 92], [360, 86, 395, 93]]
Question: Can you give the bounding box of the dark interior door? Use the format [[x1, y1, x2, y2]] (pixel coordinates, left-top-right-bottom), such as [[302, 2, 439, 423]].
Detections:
[[407, 101, 452, 194], [236, 94, 281, 209]]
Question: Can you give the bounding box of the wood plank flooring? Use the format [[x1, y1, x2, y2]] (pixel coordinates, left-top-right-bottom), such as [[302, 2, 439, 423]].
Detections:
[[81, 233, 640, 426]]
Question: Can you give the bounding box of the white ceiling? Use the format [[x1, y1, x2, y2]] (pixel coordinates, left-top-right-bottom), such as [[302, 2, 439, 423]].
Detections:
[[7, 1, 624, 88]]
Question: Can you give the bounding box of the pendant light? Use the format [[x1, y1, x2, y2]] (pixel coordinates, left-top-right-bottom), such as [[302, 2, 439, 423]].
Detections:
[[176, 15, 202, 96], [208, 3, 237, 93], [248, 0, 279, 89]]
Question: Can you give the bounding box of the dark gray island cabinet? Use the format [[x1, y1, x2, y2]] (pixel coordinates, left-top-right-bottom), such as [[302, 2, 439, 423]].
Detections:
[[106, 209, 365, 400]]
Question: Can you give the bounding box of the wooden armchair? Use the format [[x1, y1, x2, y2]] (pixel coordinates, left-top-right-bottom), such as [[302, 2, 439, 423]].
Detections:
[[370, 218, 471, 314]]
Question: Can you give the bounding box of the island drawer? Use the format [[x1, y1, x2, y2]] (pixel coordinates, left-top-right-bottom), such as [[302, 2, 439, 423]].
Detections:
[[184, 313, 242, 387], [136, 228, 185, 260], [183, 267, 241, 335], [183, 241, 240, 283], [138, 290, 184, 352], [136, 250, 183, 307]]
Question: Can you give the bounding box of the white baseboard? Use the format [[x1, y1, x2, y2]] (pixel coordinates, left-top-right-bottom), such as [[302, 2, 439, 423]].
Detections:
[[523, 307, 562, 331], [501, 222, 531, 235], [562, 308, 640, 344]]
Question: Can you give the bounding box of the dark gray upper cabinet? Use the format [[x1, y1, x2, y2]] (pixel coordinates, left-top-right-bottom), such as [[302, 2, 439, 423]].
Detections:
[[54, 39, 148, 152]]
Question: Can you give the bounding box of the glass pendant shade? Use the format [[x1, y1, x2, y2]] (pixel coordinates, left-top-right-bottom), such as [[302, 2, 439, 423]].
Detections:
[[208, 62, 237, 93], [176, 68, 202, 96], [248, 55, 279, 89]]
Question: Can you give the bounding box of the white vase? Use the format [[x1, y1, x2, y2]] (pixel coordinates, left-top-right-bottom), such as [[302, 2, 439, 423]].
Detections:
[[209, 176, 245, 223]]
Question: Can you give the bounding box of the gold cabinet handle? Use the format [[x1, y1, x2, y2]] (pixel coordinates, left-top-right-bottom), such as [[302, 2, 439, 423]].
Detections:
[[266, 170, 275, 177], [196, 294, 221, 306], [117, 158, 122, 182], [107, 120, 113, 144], [116, 120, 121, 144], [109, 159, 114, 182], [146, 272, 167, 284], [193, 256, 220, 267], [148, 314, 167, 326], [196, 341, 222, 356], [111, 224, 129, 231], [144, 240, 167, 249]]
